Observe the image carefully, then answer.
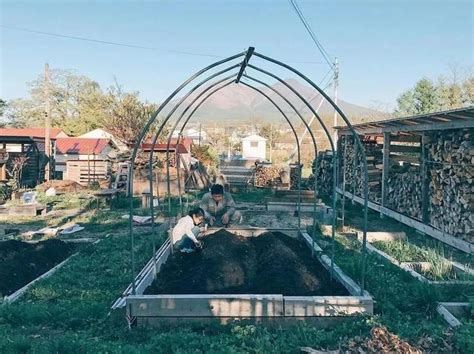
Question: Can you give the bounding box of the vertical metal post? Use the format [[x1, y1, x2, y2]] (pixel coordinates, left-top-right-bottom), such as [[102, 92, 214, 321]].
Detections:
[[44, 63, 51, 181], [421, 133, 429, 223], [332, 57, 339, 147], [352, 135, 357, 204], [341, 135, 347, 228], [381, 132, 390, 218], [330, 152, 338, 280]]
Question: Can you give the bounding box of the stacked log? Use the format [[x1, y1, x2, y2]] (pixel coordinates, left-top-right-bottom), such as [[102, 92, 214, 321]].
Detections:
[[309, 151, 333, 195], [386, 165, 422, 219], [426, 129, 473, 242], [290, 164, 303, 190], [254, 165, 283, 187], [338, 137, 383, 203]]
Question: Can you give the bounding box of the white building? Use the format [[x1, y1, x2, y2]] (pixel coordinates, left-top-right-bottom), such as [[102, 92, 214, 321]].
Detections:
[[78, 128, 128, 152], [241, 134, 266, 160], [172, 128, 208, 145]]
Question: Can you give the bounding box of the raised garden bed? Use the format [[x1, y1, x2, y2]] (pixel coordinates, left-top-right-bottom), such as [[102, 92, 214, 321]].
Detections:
[[437, 302, 473, 327], [114, 227, 373, 326], [0, 239, 77, 300], [365, 240, 474, 284]]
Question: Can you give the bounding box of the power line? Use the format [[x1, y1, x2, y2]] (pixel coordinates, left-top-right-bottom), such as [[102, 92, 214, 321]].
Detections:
[[0, 24, 222, 58], [1, 24, 330, 65], [288, 0, 334, 70]]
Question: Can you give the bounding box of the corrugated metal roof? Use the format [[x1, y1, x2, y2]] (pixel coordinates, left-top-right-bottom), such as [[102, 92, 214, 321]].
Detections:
[[56, 138, 110, 155], [336, 106, 474, 134], [0, 128, 67, 139]]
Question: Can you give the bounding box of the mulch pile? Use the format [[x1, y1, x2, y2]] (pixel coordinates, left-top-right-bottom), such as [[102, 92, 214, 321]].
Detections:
[[38, 180, 87, 193], [0, 239, 76, 297], [146, 230, 348, 296], [343, 326, 423, 353]]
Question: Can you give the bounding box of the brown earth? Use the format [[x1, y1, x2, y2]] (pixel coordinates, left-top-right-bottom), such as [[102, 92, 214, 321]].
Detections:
[[146, 230, 348, 296], [37, 180, 87, 193], [0, 239, 76, 297]]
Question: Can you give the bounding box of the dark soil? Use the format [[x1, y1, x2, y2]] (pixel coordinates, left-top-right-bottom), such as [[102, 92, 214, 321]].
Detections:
[[0, 239, 76, 297], [146, 230, 348, 296]]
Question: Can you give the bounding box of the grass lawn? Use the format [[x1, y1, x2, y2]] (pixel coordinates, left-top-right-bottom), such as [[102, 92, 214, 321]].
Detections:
[[0, 191, 473, 352]]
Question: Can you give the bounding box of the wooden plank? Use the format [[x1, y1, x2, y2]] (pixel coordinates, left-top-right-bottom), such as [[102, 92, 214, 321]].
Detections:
[[389, 144, 421, 153], [357, 231, 406, 242], [390, 135, 421, 143], [336, 187, 474, 254], [284, 296, 373, 316], [437, 304, 462, 327], [127, 295, 284, 317]]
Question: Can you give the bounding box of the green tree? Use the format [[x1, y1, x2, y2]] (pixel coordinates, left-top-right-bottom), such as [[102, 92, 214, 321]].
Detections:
[[394, 68, 473, 116], [4, 70, 107, 133], [100, 84, 163, 145], [413, 78, 437, 114], [258, 123, 281, 149]]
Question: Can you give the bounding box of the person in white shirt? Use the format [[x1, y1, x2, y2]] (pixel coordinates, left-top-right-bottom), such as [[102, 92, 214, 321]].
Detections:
[[172, 207, 205, 253]]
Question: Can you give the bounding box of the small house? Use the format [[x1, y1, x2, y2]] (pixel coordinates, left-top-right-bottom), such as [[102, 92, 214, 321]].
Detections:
[[55, 138, 118, 185], [242, 134, 267, 160]]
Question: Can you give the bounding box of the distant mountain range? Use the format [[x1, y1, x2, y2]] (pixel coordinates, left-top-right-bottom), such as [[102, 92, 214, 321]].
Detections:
[[162, 78, 389, 126]]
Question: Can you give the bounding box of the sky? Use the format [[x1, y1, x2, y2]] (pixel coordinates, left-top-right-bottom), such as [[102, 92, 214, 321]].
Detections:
[[0, 0, 472, 111]]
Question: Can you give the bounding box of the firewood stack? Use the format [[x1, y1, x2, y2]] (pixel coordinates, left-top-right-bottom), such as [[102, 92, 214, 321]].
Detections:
[[386, 165, 422, 219], [253, 165, 283, 187], [426, 129, 473, 241], [290, 164, 303, 190], [310, 151, 333, 195], [338, 138, 383, 203]]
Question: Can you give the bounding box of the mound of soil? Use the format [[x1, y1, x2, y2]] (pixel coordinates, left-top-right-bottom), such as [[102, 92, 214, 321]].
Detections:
[[146, 230, 348, 296], [0, 239, 76, 297], [38, 180, 87, 193]]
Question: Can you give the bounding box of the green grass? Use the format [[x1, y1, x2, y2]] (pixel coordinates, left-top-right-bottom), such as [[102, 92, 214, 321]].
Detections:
[[372, 240, 474, 281], [0, 200, 473, 352]]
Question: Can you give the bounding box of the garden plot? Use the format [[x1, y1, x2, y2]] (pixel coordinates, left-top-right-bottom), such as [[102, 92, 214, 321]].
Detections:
[[365, 240, 474, 284], [0, 239, 77, 300], [116, 227, 373, 326]]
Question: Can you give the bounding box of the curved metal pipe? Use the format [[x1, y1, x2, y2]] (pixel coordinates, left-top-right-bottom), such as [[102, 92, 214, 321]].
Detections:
[[127, 51, 245, 293], [242, 74, 320, 230], [147, 63, 239, 233], [163, 74, 237, 212], [253, 51, 369, 295], [246, 66, 338, 274], [171, 81, 302, 208]]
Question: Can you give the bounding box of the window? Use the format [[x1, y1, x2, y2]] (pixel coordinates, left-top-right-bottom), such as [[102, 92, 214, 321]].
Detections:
[[250, 141, 258, 148]]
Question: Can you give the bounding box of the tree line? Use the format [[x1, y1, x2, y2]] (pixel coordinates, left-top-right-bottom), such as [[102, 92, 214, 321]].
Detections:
[[0, 70, 165, 144], [394, 67, 473, 116], [0, 67, 472, 143]]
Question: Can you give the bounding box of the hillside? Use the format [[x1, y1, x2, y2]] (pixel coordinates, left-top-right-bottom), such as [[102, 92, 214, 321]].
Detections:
[[162, 78, 389, 126]]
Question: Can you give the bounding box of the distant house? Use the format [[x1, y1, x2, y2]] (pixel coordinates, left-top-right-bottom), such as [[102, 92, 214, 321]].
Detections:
[[173, 128, 208, 145], [141, 137, 193, 168], [0, 128, 68, 187], [242, 134, 267, 160], [55, 138, 118, 184], [78, 128, 128, 152]]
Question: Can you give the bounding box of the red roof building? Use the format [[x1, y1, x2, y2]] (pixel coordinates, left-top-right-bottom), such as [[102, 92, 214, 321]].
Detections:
[[0, 128, 68, 140], [55, 138, 110, 155]]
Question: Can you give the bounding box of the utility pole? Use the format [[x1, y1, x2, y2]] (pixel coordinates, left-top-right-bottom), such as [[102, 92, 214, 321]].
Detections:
[[44, 63, 51, 181], [333, 57, 339, 148], [198, 123, 202, 146]]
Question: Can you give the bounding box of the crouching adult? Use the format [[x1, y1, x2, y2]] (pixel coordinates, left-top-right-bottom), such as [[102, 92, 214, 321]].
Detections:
[[172, 207, 205, 253], [200, 184, 242, 227]]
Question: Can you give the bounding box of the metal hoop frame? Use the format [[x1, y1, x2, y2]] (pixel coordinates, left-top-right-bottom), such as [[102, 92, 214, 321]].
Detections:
[[127, 47, 369, 296]]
